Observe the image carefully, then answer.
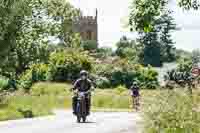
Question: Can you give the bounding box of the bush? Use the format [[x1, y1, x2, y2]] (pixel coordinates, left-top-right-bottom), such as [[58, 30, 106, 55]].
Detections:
[[19, 49, 93, 90], [164, 58, 193, 88], [94, 59, 159, 89], [96, 47, 113, 58], [82, 40, 98, 51], [95, 77, 111, 89], [49, 49, 93, 82], [19, 63, 50, 90], [115, 85, 127, 94], [0, 77, 9, 91]]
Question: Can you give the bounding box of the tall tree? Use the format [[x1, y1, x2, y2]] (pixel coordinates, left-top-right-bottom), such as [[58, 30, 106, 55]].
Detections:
[[129, 0, 177, 67], [0, 0, 29, 61], [178, 0, 200, 10], [157, 11, 177, 63], [0, 0, 80, 77]]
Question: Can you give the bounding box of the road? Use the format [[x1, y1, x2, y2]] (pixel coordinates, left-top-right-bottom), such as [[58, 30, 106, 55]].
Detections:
[[0, 110, 142, 133]]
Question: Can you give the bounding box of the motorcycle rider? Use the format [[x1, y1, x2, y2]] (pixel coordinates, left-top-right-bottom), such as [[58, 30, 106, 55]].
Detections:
[[72, 70, 93, 115]]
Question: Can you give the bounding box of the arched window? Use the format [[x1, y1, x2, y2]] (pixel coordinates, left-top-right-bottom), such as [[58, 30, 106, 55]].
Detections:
[[86, 30, 92, 40]]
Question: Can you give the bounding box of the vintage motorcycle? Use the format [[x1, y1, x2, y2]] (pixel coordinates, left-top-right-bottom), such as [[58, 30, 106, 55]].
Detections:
[[75, 91, 90, 123]]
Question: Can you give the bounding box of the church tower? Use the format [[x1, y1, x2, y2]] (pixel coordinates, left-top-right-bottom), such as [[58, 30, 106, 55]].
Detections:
[[73, 8, 98, 44]]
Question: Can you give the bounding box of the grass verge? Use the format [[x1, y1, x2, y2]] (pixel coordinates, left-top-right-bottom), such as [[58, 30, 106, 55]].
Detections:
[[0, 82, 133, 121], [141, 89, 200, 133]]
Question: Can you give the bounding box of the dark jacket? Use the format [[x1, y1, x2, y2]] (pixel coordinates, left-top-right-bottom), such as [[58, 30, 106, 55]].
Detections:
[[130, 85, 139, 97], [73, 78, 92, 92]]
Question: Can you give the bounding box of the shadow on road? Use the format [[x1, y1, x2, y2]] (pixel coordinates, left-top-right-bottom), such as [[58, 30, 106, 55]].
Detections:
[[78, 121, 96, 124]]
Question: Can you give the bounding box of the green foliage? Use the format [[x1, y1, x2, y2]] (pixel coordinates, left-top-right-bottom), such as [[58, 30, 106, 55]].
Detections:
[[0, 0, 30, 60], [0, 77, 9, 91], [46, 0, 81, 47], [95, 77, 111, 89], [192, 49, 200, 65], [96, 47, 113, 58], [164, 58, 194, 89], [129, 0, 166, 32], [176, 49, 192, 61], [115, 36, 139, 62], [178, 0, 200, 10], [49, 49, 93, 81], [82, 40, 98, 51], [0, 0, 80, 77], [143, 90, 200, 132], [159, 11, 177, 63], [19, 63, 50, 90], [94, 59, 159, 89], [129, 0, 176, 67], [115, 85, 127, 94], [177, 58, 193, 72]]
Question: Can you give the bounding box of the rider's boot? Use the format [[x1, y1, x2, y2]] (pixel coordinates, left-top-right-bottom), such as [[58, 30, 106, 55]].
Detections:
[[86, 98, 91, 115], [72, 97, 77, 115]]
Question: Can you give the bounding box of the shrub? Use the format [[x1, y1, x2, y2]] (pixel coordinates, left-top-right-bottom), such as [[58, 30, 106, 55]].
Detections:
[[95, 77, 111, 89], [82, 40, 98, 51], [164, 58, 194, 88], [94, 59, 159, 89], [19, 63, 50, 90], [49, 49, 93, 82], [0, 77, 9, 91], [96, 47, 113, 58], [115, 85, 127, 94]]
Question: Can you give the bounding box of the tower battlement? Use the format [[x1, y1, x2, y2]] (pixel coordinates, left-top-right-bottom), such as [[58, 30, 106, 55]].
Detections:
[[73, 8, 98, 43], [74, 16, 97, 25]]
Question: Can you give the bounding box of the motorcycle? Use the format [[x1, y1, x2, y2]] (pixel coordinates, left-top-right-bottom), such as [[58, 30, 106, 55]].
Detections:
[[75, 91, 90, 123]]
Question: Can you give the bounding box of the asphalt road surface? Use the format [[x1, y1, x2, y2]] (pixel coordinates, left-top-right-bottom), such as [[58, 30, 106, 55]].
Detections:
[[0, 110, 142, 133]]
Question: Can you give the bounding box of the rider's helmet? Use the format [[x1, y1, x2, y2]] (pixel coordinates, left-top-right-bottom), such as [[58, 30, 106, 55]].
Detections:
[[132, 81, 138, 86], [80, 70, 88, 76]]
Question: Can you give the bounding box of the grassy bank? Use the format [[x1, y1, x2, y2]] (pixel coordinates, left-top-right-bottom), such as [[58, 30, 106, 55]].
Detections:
[[141, 89, 200, 133]]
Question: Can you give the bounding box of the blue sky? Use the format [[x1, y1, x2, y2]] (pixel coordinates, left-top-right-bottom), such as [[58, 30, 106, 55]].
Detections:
[[70, 0, 200, 51]]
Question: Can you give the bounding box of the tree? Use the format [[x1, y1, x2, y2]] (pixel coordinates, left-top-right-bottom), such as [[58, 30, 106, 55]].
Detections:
[[178, 0, 200, 10], [158, 11, 177, 63], [46, 0, 81, 47], [138, 30, 162, 67], [115, 36, 139, 62], [0, 0, 80, 77], [0, 0, 30, 61], [129, 0, 177, 67]]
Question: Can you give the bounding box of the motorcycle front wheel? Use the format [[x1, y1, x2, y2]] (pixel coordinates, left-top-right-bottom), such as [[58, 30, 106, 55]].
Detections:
[[77, 116, 81, 123], [82, 116, 86, 123]]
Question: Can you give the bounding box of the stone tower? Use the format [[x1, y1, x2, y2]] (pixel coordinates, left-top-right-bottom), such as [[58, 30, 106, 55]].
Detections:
[[73, 9, 98, 44]]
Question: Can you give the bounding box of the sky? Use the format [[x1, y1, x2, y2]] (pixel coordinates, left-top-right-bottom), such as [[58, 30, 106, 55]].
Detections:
[[70, 0, 200, 51]]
